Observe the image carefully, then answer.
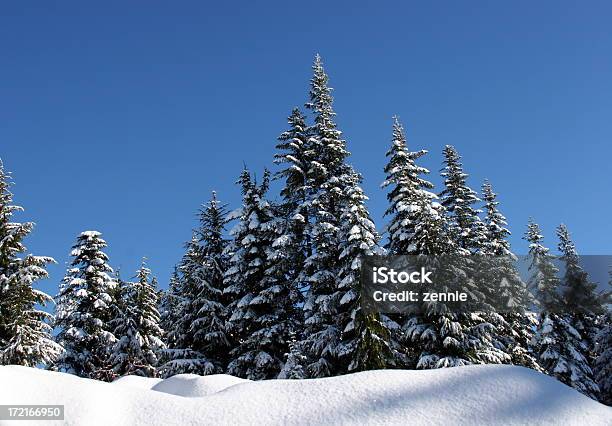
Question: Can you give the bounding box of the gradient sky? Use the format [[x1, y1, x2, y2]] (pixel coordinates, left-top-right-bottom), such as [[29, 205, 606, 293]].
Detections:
[[1, 1, 611, 298]]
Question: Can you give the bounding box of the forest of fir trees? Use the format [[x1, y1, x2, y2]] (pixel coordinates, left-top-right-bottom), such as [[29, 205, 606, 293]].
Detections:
[[0, 55, 610, 405]]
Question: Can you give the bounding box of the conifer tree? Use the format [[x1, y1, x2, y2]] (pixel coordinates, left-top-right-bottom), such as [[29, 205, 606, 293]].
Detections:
[[224, 169, 297, 379], [163, 193, 231, 377], [0, 161, 61, 367], [382, 117, 437, 255], [527, 222, 598, 399], [299, 55, 394, 376], [190, 193, 231, 371], [480, 181, 538, 370], [439, 145, 485, 253], [336, 172, 397, 372], [161, 236, 216, 376], [54, 231, 118, 380], [277, 332, 307, 379], [558, 224, 604, 342], [555, 224, 601, 398], [159, 267, 182, 349], [110, 261, 165, 377], [270, 107, 310, 331], [400, 162, 506, 368], [594, 306, 612, 405]]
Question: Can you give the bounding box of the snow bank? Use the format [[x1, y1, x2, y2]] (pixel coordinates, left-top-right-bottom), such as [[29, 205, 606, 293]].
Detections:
[[112, 375, 163, 390], [151, 373, 249, 397], [0, 365, 610, 425]]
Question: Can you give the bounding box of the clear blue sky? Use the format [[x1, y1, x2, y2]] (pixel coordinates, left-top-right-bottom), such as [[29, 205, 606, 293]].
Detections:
[[1, 1, 611, 298]]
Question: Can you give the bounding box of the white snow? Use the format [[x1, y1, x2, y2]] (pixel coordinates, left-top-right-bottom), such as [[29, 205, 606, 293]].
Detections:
[[112, 375, 163, 390], [0, 365, 610, 425], [151, 374, 249, 397]]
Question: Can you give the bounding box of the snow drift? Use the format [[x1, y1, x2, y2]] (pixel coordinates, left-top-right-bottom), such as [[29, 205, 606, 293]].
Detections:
[[0, 365, 609, 425]]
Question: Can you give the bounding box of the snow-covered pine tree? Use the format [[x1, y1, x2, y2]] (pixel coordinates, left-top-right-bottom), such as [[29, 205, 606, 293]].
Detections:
[[0, 161, 61, 367], [439, 145, 485, 253], [380, 118, 442, 368], [555, 224, 601, 398], [190, 192, 231, 371], [54, 231, 118, 380], [109, 261, 165, 377], [162, 193, 232, 377], [524, 221, 560, 311], [382, 117, 437, 255], [594, 305, 612, 405], [159, 266, 182, 349], [270, 107, 310, 337], [277, 332, 307, 379], [160, 235, 215, 376], [399, 160, 506, 368], [298, 55, 395, 376], [526, 221, 598, 399], [335, 171, 397, 373], [558, 224, 604, 345], [480, 181, 539, 371], [224, 169, 297, 379]]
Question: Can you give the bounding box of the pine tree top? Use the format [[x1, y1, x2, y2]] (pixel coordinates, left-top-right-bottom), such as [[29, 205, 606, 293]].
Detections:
[[481, 180, 511, 256]]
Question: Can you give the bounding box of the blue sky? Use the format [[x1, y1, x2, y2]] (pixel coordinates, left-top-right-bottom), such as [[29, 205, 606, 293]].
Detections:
[[1, 1, 611, 297]]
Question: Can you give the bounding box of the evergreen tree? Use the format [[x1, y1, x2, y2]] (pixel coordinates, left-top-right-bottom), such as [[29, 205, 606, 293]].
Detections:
[[270, 107, 310, 341], [594, 306, 612, 405], [277, 332, 307, 379], [555, 224, 601, 398], [480, 181, 538, 370], [224, 169, 297, 379], [558, 224, 604, 340], [159, 266, 182, 349], [382, 117, 437, 255], [0, 161, 61, 367], [335, 172, 396, 372], [299, 55, 394, 376], [190, 193, 231, 371], [402, 164, 506, 368], [54, 231, 118, 380], [524, 221, 560, 310], [527, 222, 598, 399], [439, 145, 485, 253], [160, 235, 216, 376], [109, 261, 165, 377], [162, 193, 231, 377]]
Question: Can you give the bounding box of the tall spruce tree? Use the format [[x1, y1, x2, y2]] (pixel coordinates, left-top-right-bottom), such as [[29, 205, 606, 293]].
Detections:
[[558, 224, 604, 340], [527, 222, 598, 399], [270, 107, 310, 332], [594, 306, 612, 405], [298, 55, 394, 376], [159, 267, 182, 349], [0, 161, 61, 367], [54, 231, 118, 380], [109, 261, 165, 377], [190, 193, 231, 372], [480, 181, 539, 370], [439, 145, 485, 253], [555, 224, 601, 398], [161, 235, 217, 376], [336, 172, 397, 372], [224, 169, 297, 379], [382, 117, 437, 255], [400, 154, 507, 368]]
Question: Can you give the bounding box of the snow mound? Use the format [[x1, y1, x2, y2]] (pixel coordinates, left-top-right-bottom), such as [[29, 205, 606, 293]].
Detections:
[[0, 365, 610, 425], [151, 373, 249, 397], [112, 375, 163, 390]]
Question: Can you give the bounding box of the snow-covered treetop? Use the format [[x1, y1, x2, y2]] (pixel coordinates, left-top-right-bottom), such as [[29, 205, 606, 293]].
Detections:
[[481, 180, 512, 256]]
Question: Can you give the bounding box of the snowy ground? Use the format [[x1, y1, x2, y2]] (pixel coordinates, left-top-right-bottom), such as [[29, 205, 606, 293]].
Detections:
[[0, 365, 610, 425]]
